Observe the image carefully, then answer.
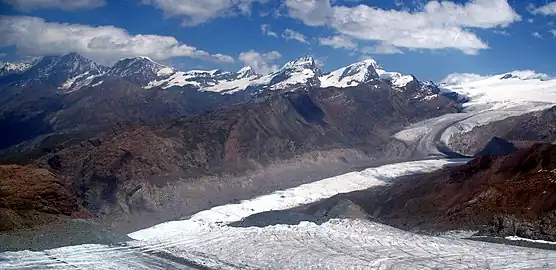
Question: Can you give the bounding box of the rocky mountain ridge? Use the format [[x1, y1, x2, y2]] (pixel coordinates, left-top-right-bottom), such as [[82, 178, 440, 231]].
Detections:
[[0, 53, 446, 151]]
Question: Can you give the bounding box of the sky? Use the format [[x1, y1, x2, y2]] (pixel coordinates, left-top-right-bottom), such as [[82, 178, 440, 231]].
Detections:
[[0, 0, 555, 81]]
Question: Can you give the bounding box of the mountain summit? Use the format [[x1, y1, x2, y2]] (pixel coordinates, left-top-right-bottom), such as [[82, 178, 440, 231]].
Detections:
[[320, 59, 381, 88], [108, 56, 173, 84]]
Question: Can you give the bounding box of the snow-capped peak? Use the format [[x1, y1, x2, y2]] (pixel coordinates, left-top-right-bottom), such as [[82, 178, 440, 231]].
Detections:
[[259, 56, 322, 91], [108, 56, 173, 84], [281, 56, 318, 72], [320, 59, 382, 88], [236, 66, 257, 79], [8, 52, 106, 90]]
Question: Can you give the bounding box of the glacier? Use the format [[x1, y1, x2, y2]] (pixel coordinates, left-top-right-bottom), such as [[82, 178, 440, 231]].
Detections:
[[4, 158, 556, 269], [395, 71, 556, 156]]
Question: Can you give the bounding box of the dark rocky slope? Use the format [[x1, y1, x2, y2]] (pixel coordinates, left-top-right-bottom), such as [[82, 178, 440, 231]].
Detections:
[[1, 82, 460, 231]]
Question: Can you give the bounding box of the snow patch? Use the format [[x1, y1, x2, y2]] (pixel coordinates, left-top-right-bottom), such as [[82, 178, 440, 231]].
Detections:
[[203, 76, 256, 94], [58, 72, 90, 90], [506, 236, 556, 245], [90, 80, 103, 87], [376, 69, 414, 88], [156, 67, 174, 77], [320, 59, 380, 88]]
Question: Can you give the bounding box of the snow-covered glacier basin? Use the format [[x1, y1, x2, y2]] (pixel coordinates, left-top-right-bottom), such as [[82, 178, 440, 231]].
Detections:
[[3, 158, 556, 269]]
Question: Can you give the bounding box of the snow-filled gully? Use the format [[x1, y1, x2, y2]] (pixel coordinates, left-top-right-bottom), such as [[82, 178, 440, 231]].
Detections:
[[3, 158, 556, 269]]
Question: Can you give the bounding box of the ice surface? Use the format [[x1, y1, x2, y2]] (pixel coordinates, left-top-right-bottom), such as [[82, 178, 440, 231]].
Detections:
[[5, 219, 556, 269]]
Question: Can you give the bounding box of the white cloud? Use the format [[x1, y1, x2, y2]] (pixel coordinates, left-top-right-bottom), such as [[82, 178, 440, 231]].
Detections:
[[314, 56, 326, 68], [142, 0, 265, 26], [318, 35, 356, 49], [282, 29, 309, 44], [261, 24, 278, 37], [440, 72, 488, 85], [551, 29, 556, 37], [361, 43, 403, 54], [532, 32, 543, 39], [0, 16, 235, 65], [530, 2, 556, 16], [238, 50, 282, 74], [286, 0, 521, 54], [440, 70, 553, 85], [493, 30, 510, 36], [0, 0, 105, 11], [284, 0, 332, 26]]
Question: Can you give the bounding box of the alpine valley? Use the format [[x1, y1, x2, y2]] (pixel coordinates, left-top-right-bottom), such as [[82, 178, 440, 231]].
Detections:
[[2, 52, 556, 268]]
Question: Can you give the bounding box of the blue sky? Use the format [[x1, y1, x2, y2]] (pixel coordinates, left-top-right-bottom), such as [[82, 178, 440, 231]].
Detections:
[[0, 0, 555, 81]]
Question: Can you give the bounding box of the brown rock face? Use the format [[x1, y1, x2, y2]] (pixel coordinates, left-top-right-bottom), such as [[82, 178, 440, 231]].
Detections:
[[0, 165, 90, 231]]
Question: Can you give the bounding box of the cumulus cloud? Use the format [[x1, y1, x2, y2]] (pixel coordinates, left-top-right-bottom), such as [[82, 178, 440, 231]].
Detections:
[[532, 32, 543, 39], [0, 16, 235, 65], [238, 50, 282, 74], [282, 28, 309, 44], [318, 35, 356, 49], [552, 29, 556, 37], [261, 24, 278, 37], [530, 2, 556, 16], [286, 0, 521, 54], [361, 43, 403, 54], [142, 0, 265, 26], [0, 0, 105, 11]]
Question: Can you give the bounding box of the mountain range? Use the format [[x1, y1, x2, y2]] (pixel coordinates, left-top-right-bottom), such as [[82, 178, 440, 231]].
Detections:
[[0, 53, 424, 94], [0, 53, 447, 150], [1, 52, 556, 236]]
